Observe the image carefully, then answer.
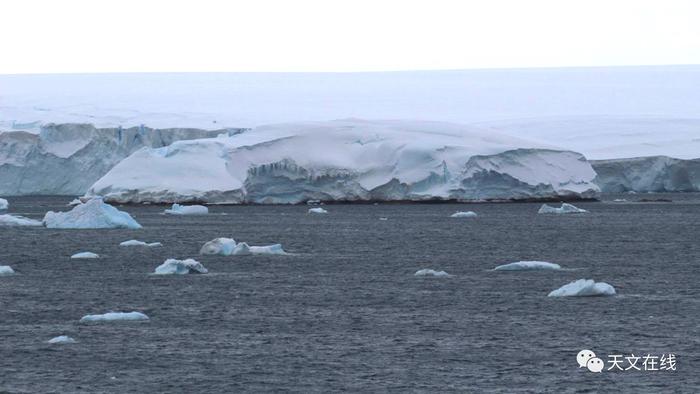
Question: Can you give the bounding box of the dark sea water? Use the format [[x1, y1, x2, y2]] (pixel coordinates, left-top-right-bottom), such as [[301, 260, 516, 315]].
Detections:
[[1, 195, 699, 393]]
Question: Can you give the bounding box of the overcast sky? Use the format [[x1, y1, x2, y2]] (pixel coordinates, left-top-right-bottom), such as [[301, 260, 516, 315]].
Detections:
[[1, 0, 698, 74]]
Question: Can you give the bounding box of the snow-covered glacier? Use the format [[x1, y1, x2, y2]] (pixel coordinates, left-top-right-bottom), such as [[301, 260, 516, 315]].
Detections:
[[591, 156, 700, 193], [0, 123, 244, 195], [86, 120, 599, 204]]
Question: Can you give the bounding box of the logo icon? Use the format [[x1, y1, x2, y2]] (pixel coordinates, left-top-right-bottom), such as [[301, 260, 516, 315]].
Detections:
[[577, 349, 596, 368]]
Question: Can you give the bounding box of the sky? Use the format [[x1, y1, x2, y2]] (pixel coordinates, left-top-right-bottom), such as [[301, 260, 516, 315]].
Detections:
[[0, 0, 698, 74]]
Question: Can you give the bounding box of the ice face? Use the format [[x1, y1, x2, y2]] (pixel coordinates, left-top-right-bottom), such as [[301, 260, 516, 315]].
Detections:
[[592, 156, 700, 193], [548, 279, 616, 297], [154, 258, 208, 275], [43, 198, 142, 229]]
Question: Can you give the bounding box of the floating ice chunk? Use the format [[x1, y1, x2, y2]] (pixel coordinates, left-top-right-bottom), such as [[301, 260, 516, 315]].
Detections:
[[450, 211, 477, 218], [0, 198, 8, 210], [538, 203, 588, 214], [200, 237, 237, 255], [547, 279, 616, 297], [0, 266, 16, 276], [48, 335, 76, 344], [120, 239, 162, 247], [494, 261, 561, 271], [0, 214, 43, 227], [414, 269, 451, 277], [164, 204, 209, 215], [308, 207, 328, 214], [231, 242, 251, 255], [154, 258, 208, 275], [43, 198, 142, 229], [613, 199, 627, 202], [239, 243, 286, 255], [379, 217, 388, 221], [67, 198, 82, 206], [79, 311, 150, 322], [71, 252, 99, 259]]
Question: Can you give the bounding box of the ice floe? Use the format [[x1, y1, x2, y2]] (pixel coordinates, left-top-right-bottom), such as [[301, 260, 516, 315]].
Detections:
[[80, 311, 150, 322], [547, 279, 616, 297], [200, 237, 287, 256], [308, 207, 328, 214], [494, 261, 561, 271], [154, 258, 208, 275], [120, 239, 162, 247], [48, 335, 76, 344], [164, 204, 209, 215], [450, 211, 477, 218], [0, 266, 16, 276], [200, 237, 237, 255], [414, 269, 451, 277], [0, 214, 43, 227], [0, 198, 7, 210], [538, 203, 588, 214], [43, 198, 142, 229], [71, 252, 99, 259]]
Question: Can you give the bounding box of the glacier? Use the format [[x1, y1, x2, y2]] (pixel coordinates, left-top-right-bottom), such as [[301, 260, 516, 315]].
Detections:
[[0, 123, 244, 196], [592, 156, 700, 193], [547, 279, 616, 297], [86, 120, 600, 204], [154, 258, 208, 275], [43, 198, 142, 229]]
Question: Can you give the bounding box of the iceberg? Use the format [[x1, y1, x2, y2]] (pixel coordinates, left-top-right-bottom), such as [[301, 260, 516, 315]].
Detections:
[[0, 198, 7, 210], [43, 198, 142, 229], [494, 261, 561, 271], [199, 237, 286, 256], [154, 258, 208, 275], [450, 211, 477, 218], [233, 242, 287, 256], [120, 239, 162, 247], [548, 279, 616, 297], [86, 120, 599, 204], [48, 335, 76, 344], [0, 265, 16, 276], [414, 269, 451, 277], [308, 207, 328, 214], [0, 214, 43, 227], [164, 204, 209, 215], [71, 252, 99, 259], [67, 198, 83, 206], [79, 311, 150, 322], [200, 237, 237, 255], [538, 203, 588, 214]]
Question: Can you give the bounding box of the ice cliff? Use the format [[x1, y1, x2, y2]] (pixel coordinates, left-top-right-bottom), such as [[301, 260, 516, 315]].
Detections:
[[86, 120, 600, 204], [0, 123, 245, 195], [591, 156, 700, 193]]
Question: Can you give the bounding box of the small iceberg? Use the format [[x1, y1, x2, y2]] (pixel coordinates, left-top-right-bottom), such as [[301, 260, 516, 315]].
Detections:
[[548, 279, 616, 297], [120, 239, 162, 247], [80, 311, 150, 323], [71, 252, 100, 259], [450, 211, 477, 218], [43, 198, 142, 229], [0, 265, 16, 276], [0, 214, 43, 227], [538, 203, 588, 214], [414, 269, 451, 277], [308, 207, 328, 214], [0, 198, 8, 210], [164, 204, 209, 215], [200, 237, 287, 256], [379, 217, 388, 221], [48, 335, 76, 344], [154, 258, 208, 275], [612, 199, 627, 202], [494, 261, 561, 271], [67, 198, 83, 206]]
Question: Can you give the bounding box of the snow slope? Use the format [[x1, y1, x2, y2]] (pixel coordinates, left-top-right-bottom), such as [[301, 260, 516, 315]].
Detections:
[[0, 123, 244, 195], [87, 119, 599, 204]]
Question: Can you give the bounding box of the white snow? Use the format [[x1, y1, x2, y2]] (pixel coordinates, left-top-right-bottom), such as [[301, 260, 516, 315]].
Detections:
[[414, 269, 451, 277], [547, 279, 616, 297], [0, 214, 43, 227], [71, 252, 99, 259], [0, 198, 8, 210], [79, 311, 150, 322], [199, 237, 286, 256], [0, 266, 16, 276], [87, 120, 599, 204], [43, 198, 142, 229], [154, 258, 208, 275], [120, 240, 162, 247], [450, 211, 477, 218], [538, 203, 588, 214], [48, 335, 76, 344], [494, 261, 561, 271], [308, 207, 328, 214], [164, 204, 209, 215]]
